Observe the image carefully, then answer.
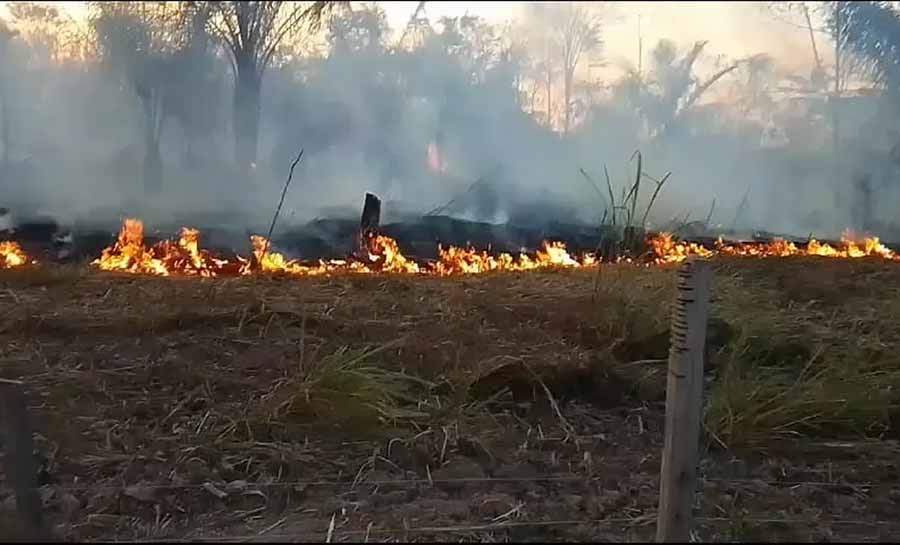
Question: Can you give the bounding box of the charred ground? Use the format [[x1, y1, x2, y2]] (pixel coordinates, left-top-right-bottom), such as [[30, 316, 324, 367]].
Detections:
[[1, 259, 899, 541]]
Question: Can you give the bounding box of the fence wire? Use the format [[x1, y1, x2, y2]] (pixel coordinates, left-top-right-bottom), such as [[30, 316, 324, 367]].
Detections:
[[2, 473, 898, 542], [86, 516, 900, 543], [0, 475, 889, 494]]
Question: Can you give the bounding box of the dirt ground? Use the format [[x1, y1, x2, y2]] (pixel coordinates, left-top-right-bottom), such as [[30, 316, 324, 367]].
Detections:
[[1, 258, 899, 542]]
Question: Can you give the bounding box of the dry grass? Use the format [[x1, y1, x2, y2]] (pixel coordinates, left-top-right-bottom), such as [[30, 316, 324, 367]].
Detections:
[[1, 258, 899, 541], [704, 258, 900, 450]]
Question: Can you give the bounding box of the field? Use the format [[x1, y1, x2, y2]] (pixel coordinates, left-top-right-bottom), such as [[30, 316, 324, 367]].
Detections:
[[1, 258, 900, 542]]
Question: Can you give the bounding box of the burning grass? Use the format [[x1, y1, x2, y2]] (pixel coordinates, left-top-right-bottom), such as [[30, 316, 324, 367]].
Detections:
[[90, 219, 598, 277], [1, 258, 899, 540], [648, 232, 900, 263], [81, 218, 900, 279], [0, 240, 29, 268]]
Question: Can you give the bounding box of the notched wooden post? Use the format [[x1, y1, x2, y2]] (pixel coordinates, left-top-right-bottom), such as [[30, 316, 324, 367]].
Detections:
[[656, 258, 712, 543], [1, 380, 49, 542]]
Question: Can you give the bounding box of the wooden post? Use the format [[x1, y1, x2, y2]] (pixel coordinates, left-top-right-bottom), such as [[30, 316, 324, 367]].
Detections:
[[656, 258, 712, 543], [360, 193, 381, 234], [0, 381, 49, 542], [358, 192, 382, 254]]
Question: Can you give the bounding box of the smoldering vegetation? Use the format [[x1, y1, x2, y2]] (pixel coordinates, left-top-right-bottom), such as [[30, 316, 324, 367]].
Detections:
[[1, 2, 900, 245]]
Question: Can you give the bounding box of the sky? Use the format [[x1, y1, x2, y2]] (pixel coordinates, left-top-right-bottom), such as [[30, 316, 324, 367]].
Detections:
[[0, 1, 822, 77], [379, 2, 821, 75]]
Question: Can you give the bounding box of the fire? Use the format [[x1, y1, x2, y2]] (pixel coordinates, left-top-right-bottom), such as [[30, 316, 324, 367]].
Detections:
[[648, 232, 900, 263], [367, 234, 421, 273], [432, 240, 593, 275], [648, 233, 715, 264], [92, 219, 595, 278], [0, 241, 29, 268], [86, 219, 900, 279], [92, 219, 233, 277]]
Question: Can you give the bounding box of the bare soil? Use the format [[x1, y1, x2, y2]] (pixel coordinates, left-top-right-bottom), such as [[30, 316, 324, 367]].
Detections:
[[0, 258, 899, 542]]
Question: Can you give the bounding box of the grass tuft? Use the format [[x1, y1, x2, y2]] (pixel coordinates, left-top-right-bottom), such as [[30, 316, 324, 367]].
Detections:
[[705, 333, 900, 450], [263, 340, 433, 429]]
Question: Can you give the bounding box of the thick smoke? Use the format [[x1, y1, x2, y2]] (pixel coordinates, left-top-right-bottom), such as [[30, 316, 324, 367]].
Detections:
[[1, 2, 899, 244]]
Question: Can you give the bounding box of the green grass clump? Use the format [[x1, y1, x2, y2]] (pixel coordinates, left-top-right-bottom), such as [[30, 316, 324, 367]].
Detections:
[[264, 342, 432, 429]]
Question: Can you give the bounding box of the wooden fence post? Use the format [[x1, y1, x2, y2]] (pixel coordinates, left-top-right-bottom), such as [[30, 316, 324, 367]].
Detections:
[[656, 258, 712, 543], [0, 380, 50, 542]]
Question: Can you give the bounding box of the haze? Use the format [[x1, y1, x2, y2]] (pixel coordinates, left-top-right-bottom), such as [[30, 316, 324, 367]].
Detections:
[[0, 1, 894, 244]]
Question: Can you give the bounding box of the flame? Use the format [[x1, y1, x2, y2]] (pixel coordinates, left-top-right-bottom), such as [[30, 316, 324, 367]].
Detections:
[[432, 240, 593, 275], [648, 232, 899, 263], [92, 219, 233, 277], [0, 241, 29, 268], [92, 219, 596, 278], [89, 219, 900, 279], [647, 233, 715, 264]]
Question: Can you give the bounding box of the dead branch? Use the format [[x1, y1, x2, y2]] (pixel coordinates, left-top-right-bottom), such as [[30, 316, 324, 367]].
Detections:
[[259, 148, 304, 269]]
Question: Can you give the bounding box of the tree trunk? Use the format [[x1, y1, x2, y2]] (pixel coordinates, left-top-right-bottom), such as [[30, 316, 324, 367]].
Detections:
[[141, 92, 164, 193], [832, 3, 842, 160], [545, 68, 552, 129], [0, 90, 9, 167], [564, 69, 572, 135], [234, 64, 261, 172], [143, 130, 162, 193]]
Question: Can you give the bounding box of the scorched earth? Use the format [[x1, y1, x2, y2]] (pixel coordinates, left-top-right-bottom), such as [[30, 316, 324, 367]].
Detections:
[[0, 229, 899, 541]]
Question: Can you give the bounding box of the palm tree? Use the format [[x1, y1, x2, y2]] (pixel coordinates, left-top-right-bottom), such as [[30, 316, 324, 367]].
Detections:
[[615, 39, 745, 141], [831, 1, 900, 98], [208, 1, 347, 171]]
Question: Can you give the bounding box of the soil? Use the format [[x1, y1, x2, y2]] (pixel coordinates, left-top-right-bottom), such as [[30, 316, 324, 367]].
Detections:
[[0, 258, 898, 542]]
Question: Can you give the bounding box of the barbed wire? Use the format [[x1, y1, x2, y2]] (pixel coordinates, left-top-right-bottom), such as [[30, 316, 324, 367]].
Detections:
[[88, 516, 900, 543], [0, 475, 889, 494]]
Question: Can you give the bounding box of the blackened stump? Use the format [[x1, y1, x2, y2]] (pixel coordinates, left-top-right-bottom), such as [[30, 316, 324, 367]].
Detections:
[[359, 192, 381, 253]]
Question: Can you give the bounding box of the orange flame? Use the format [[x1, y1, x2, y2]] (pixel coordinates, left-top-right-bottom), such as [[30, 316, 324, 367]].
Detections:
[[648, 232, 899, 263], [89, 220, 900, 279], [92, 219, 596, 277], [0, 241, 29, 268], [92, 219, 233, 277]]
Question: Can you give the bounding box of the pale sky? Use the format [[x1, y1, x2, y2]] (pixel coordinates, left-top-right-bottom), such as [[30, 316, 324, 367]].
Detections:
[[0, 1, 822, 76]]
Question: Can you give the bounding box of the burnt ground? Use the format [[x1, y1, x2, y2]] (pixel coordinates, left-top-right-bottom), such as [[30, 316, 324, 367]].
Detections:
[[0, 258, 899, 542]]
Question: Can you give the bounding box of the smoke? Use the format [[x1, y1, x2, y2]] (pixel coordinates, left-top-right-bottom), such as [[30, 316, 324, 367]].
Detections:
[[0, 1, 898, 245]]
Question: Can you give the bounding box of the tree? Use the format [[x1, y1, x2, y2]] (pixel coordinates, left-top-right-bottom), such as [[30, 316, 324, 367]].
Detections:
[[614, 39, 747, 141], [518, 2, 606, 133], [829, 1, 900, 96], [7, 2, 63, 64], [766, 2, 866, 157], [550, 3, 603, 134], [766, 2, 829, 91], [91, 1, 185, 192], [208, 1, 346, 171], [0, 19, 18, 167], [327, 2, 387, 55], [166, 2, 225, 168]]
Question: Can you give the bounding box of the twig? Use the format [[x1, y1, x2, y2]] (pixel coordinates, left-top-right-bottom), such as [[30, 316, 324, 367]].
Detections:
[[425, 177, 485, 216], [627, 150, 642, 230], [730, 185, 751, 231], [578, 168, 608, 208], [521, 361, 578, 449], [325, 513, 336, 543], [259, 148, 304, 268], [705, 198, 717, 228], [640, 172, 672, 230], [604, 165, 616, 227]]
